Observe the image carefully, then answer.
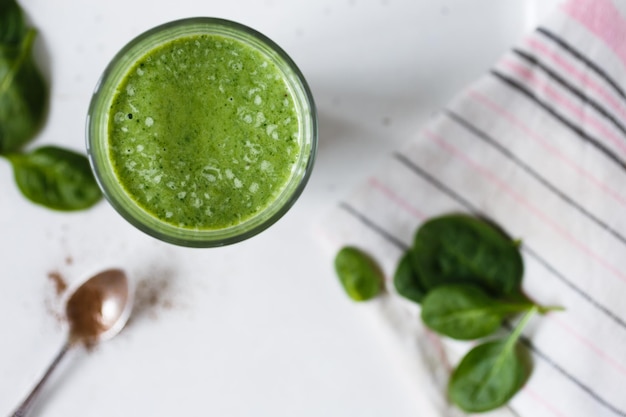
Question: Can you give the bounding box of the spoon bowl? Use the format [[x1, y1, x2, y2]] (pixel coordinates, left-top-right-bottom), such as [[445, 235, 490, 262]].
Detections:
[[65, 268, 133, 345]]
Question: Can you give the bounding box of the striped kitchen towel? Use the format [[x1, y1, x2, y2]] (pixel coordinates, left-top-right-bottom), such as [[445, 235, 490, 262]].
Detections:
[[317, 0, 626, 416]]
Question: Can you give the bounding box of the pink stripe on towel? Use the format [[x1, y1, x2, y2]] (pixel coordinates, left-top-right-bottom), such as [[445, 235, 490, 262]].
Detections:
[[563, 0, 626, 67]]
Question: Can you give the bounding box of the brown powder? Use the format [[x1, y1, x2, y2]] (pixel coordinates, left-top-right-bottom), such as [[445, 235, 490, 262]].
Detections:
[[65, 281, 105, 348], [131, 275, 176, 323], [47, 271, 68, 296], [44, 297, 65, 324], [45, 271, 68, 326]]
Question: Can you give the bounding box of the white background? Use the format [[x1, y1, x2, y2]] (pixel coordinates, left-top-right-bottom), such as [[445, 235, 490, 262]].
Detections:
[[0, 1, 559, 416]]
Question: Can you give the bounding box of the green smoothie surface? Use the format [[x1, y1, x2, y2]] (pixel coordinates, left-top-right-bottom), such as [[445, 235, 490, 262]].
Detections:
[[107, 33, 300, 230]]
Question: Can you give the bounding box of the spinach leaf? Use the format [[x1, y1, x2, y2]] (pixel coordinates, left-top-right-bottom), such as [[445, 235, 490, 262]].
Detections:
[[334, 246, 384, 301], [412, 214, 523, 296], [421, 284, 532, 340], [0, 0, 27, 44], [7, 146, 102, 211], [0, 0, 47, 153], [393, 250, 428, 303], [448, 306, 536, 412]]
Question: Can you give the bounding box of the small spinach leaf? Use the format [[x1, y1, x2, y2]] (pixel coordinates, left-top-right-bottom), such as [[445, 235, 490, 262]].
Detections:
[[7, 146, 102, 211], [0, 1, 47, 153], [412, 214, 523, 296], [421, 284, 532, 340], [334, 246, 384, 301], [393, 250, 428, 303], [448, 306, 536, 412]]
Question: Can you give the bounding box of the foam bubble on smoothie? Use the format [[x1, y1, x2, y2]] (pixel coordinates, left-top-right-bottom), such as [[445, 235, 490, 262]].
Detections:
[[245, 141, 261, 155], [255, 112, 266, 127], [266, 124, 279, 139], [260, 160, 273, 172], [191, 196, 203, 208], [145, 117, 154, 127], [114, 112, 126, 123]]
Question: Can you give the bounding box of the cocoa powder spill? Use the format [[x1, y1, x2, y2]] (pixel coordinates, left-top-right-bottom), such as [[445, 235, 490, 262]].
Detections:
[[47, 271, 67, 296], [45, 271, 67, 324], [129, 274, 177, 324]]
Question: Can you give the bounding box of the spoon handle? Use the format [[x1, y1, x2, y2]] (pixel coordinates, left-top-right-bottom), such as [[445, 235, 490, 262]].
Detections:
[[10, 341, 72, 417]]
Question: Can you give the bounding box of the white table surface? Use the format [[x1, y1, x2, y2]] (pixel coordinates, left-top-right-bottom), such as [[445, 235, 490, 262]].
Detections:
[[0, 1, 560, 416]]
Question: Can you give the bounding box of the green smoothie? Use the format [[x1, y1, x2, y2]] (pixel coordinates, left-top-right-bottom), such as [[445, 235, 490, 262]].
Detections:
[[107, 33, 300, 230]]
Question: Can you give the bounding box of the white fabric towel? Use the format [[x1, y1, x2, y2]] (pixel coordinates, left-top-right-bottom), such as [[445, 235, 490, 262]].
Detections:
[[317, 1, 626, 416]]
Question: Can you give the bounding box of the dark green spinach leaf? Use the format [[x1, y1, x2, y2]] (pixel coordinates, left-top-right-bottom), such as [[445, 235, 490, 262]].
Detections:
[[393, 251, 428, 303], [448, 306, 536, 412], [421, 284, 532, 340], [0, 0, 47, 153], [7, 146, 102, 211], [412, 214, 523, 296], [335, 246, 384, 301], [0, 0, 27, 43]]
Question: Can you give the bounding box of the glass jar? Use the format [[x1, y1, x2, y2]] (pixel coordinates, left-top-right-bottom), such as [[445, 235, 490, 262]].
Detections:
[[87, 18, 317, 247]]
